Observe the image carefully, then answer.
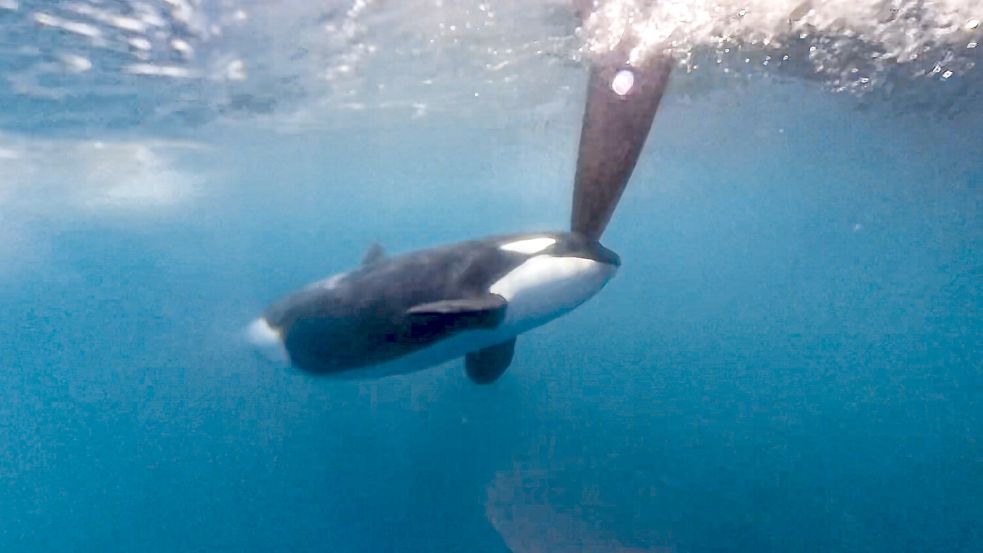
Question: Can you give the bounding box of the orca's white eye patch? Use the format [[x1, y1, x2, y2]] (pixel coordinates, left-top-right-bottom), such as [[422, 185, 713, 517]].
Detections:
[[499, 237, 557, 254]]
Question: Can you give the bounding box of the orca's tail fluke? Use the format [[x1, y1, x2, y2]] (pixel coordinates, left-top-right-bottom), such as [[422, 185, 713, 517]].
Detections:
[[570, 46, 672, 241]]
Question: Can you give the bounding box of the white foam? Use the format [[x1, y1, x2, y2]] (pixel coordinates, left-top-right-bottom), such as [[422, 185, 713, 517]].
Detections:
[[0, 134, 203, 218], [3, 0, 980, 130], [58, 53, 92, 73], [79, 143, 198, 209], [32, 12, 102, 39], [124, 63, 197, 79], [582, 0, 983, 89]]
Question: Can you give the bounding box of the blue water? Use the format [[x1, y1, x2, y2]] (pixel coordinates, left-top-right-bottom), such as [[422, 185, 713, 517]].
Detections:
[[2, 8, 982, 553]]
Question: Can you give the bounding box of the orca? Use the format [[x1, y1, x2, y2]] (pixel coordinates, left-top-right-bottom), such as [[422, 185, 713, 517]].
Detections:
[[249, 41, 672, 384], [250, 233, 619, 381]]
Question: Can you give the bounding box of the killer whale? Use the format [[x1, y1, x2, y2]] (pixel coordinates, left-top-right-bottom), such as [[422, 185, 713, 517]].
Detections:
[[250, 36, 672, 383], [250, 233, 619, 381]]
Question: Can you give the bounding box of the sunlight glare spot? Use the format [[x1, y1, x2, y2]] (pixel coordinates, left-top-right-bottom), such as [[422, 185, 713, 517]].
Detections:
[[611, 69, 634, 96]]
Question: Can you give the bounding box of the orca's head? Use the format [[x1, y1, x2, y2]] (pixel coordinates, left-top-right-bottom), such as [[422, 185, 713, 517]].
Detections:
[[491, 232, 621, 329], [547, 232, 621, 268], [246, 316, 290, 366], [497, 232, 621, 268]]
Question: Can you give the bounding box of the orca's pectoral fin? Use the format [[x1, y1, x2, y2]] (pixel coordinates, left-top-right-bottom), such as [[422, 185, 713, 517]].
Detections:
[[361, 243, 386, 265], [466, 338, 516, 385], [406, 294, 507, 333], [406, 294, 507, 318]]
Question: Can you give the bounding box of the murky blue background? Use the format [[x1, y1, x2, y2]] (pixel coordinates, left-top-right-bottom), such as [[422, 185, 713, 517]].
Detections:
[[1, 1, 981, 552]]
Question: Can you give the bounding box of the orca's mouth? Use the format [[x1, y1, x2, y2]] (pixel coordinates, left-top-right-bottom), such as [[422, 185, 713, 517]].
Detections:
[[563, 243, 620, 267], [595, 244, 621, 267], [549, 232, 621, 267]]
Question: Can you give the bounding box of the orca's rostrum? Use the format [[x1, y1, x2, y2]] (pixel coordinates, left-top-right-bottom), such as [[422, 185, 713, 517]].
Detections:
[[250, 45, 672, 384]]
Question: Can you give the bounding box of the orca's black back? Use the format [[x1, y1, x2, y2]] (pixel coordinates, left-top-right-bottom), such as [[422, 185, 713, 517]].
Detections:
[[264, 235, 532, 373]]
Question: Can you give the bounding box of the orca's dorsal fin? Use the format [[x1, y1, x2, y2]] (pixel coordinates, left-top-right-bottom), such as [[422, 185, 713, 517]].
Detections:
[[570, 46, 673, 240], [406, 294, 507, 332], [466, 338, 516, 385], [362, 243, 385, 265]]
